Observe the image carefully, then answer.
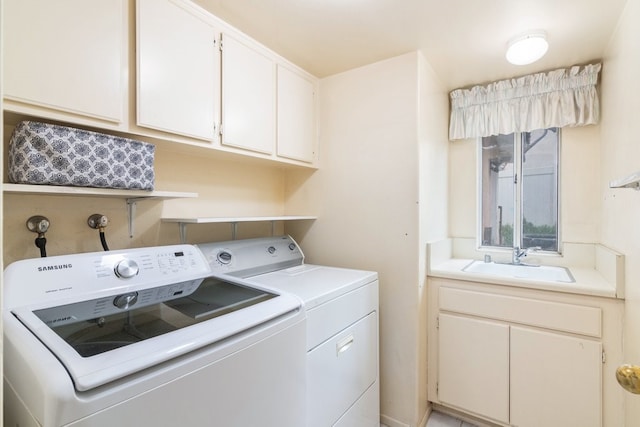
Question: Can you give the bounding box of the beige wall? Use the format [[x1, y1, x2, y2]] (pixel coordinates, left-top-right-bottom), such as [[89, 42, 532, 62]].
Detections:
[[448, 121, 602, 246], [600, 0, 640, 423], [3, 125, 288, 265], [285, 51, 449, 427]]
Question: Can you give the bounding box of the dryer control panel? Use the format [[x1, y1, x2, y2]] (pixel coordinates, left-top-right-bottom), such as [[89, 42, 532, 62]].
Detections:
[[198, 235, 304, 278]]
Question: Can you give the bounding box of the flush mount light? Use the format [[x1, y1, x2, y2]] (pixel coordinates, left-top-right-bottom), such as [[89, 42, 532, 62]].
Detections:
[[506, 31, 549, 65]]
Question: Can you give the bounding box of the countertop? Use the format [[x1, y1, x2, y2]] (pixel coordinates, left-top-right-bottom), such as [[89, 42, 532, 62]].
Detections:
[[429, 258, 621, 299]]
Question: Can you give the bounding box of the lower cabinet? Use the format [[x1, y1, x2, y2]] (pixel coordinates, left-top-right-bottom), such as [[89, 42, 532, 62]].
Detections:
[[438, 314, 509, 423], [429, 278, 621, 427], [510, 327, 602, 427]]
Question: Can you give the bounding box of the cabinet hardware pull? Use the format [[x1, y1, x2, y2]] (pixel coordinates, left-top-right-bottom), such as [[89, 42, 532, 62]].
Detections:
[[336, 334, 354, 356]]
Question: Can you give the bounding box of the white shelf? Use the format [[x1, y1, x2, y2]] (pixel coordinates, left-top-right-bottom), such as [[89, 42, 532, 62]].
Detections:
[[162, 215, 317, 242], [162, 215, 317, 224], [3, 183, 198, 199], [609, 171, 640, 190], [5, 183, 198, 237]]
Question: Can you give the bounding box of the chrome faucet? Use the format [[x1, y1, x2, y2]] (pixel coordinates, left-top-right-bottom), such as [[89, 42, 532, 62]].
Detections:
[[512, 246, 541, 264]]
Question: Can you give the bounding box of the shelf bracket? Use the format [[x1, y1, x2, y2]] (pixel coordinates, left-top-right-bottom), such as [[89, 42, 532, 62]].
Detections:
[[231, 222, 238, 240], [178, 223, 188, 244], [126, 198, 145, 238]]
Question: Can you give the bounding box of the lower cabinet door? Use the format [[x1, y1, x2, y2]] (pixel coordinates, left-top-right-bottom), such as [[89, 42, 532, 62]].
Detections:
[[438, 313, 510, 424], [510, 326, 602, 427]]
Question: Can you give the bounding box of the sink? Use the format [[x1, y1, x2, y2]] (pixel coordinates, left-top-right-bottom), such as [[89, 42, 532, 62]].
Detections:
[[462, 260, 575, 283]]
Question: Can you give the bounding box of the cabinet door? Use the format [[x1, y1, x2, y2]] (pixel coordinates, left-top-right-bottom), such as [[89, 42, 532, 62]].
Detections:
[[137, 0, 218, 141], [438, 313, 510, 424], [221, 34, 276, 154], [277, 65, 315, 163], [510, 327, 602, 427], [3, 0, 124, 122]]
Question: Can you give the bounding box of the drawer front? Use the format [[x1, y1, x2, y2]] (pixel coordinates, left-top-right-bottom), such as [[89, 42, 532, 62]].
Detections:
[[334, 381, 379, 427], [307, 281, 378, 350], [307, 312, 378, 427], [439, 286, 602, 337]]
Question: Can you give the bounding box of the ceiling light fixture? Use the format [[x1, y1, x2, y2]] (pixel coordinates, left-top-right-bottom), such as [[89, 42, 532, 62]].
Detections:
[[505, 31, 549, 65]]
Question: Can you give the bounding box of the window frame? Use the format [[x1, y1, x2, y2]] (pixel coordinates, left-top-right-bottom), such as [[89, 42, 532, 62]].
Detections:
[[476, 129, 562, 254]]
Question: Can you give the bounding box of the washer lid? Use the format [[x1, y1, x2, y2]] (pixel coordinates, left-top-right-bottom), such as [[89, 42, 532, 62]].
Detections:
[[12, 273, 300, 391]]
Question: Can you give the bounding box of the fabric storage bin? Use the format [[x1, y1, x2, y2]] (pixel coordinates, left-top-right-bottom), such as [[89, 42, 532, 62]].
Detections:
[[8, 121, 155, 190]]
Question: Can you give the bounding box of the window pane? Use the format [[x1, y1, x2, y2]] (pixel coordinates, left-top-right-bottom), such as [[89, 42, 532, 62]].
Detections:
[[521, 128, 559, 251], [481, 134, 515, 247]]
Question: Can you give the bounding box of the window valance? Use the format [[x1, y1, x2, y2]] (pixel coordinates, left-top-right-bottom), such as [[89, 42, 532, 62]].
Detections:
[[449, 63, 601, 140]]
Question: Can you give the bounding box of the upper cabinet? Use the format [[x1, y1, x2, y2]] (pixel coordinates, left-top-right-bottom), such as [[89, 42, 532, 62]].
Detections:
[[220, 33, 276, 154], [277, 64, 316, 163], [136, 0, 219, 141], [3, 0, 317, 168], [220, 33, 317, 163], [3, 0, 125, 123]]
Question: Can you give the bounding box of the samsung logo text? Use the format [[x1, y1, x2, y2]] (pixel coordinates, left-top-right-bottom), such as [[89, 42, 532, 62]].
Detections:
[[38, 264, 73, 272]]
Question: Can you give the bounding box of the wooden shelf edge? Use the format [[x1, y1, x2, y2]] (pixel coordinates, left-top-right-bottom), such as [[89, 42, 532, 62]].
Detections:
[[3, 183, 198, 199]]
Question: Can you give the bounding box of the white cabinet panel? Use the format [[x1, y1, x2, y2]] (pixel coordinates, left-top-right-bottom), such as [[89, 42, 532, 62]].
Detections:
[[137, 0, 218, 141], [510, 326, 602, 427], [221, 34, 276, 154], [307, 312, 378, 427], [277, 65, 315, 163], [438, 313, 510, 424], [3, 0, 124, 122]]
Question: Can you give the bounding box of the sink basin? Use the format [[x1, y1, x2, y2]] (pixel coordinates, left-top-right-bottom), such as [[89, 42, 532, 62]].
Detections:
[[462, 260, 575, 283]]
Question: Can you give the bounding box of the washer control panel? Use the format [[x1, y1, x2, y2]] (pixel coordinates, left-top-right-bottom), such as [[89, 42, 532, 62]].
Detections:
[[3, 244, 211, 309]]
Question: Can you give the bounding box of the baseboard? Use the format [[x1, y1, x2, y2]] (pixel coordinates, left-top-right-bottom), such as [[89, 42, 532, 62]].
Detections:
[[380, 414, 410, 427]]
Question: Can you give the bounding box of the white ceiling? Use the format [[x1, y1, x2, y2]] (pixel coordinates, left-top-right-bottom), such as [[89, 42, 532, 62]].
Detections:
[[194, 0, 628, 90]]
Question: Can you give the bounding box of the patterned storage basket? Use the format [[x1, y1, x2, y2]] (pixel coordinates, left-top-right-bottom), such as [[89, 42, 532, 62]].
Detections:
[[8, 121, 155, 190]]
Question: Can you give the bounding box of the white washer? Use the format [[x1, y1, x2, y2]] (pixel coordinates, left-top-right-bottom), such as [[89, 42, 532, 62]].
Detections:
[[3, 244, 306, 427], [198, 236, 380, 427]]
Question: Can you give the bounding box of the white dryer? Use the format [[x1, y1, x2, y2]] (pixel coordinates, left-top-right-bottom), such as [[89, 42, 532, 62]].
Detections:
[[197, 235, 380, 427]]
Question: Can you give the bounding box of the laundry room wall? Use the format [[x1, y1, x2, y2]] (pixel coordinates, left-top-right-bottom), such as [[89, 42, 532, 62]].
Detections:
[[599, 0, 640, 424], [2, 126, 289, 265], [285, 51, 449, 427]]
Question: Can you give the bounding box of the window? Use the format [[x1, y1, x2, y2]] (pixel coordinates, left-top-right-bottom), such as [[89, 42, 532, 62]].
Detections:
[[480, 128, 560, 252]]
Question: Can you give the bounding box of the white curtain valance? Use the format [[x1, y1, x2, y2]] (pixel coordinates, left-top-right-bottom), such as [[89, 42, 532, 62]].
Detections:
[[449, 63, 601, 140]]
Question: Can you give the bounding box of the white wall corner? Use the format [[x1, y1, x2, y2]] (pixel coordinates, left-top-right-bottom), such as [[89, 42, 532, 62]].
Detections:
[[595, 244, 625, 298], [426, 238, 452, 273]]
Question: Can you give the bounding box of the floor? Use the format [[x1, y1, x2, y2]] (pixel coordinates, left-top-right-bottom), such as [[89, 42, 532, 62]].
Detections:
[[426, 411, 478, 427], [381, 411, 478, 427]]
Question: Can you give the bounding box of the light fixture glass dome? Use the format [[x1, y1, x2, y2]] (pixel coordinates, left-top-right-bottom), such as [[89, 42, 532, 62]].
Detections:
[[506, 31, 549, 65]]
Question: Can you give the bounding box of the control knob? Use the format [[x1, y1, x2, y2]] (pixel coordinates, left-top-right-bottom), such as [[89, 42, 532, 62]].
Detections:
[[114, 259, 139, 278], [217, 251, 232, 265], [113, 292, 139, 309]]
